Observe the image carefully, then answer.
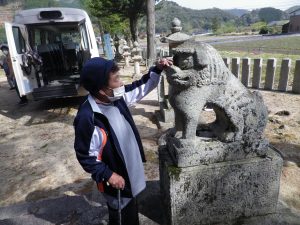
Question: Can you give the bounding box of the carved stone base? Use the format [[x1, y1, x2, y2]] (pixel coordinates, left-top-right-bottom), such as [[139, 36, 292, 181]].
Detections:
[[167, 135, 268, 167], [159, 146, 283, 225]]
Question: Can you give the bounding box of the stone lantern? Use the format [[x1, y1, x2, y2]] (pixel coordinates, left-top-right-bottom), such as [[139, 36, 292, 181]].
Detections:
[[158, 18, 191, 123], [166, 17, 191, 52], [122, 40, 131, 67], [131, 41, 143, 79]]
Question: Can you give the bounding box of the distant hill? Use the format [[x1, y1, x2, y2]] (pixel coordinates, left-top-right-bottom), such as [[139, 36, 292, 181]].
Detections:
[[140, 1, 297, 34], [225, 9, 249, 17], [152, 1, 238, 33], [240, 7, 289, 25], [285, 5, 300, 14]]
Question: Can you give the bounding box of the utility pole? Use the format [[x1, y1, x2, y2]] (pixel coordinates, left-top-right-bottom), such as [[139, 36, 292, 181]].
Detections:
[[147, 0, 156, 66]]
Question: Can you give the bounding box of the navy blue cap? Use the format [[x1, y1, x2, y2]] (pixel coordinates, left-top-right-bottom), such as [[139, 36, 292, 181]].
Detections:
[[80, 57, 114, 94]]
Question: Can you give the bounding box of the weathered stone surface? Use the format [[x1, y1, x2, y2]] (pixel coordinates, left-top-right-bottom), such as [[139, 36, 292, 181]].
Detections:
[[159, 146, 283, 225], [165, 18, 192, 44], [164, 132, 267, 167], [165, 41, 268, 166]]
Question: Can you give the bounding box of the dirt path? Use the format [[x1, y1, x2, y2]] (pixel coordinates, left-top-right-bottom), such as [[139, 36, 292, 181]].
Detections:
[[0, 73, 299, 215]]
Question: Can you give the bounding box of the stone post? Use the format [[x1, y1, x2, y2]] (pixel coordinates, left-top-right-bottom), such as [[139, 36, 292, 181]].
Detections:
[[241, 58, 251, 87], [131, 41, 143, 79], [278, 59, 291, 92], [110, 37, 115, 58], [223, 57, 230, 68], [252, 58, 263, 89], [292, 60, 300, 94], [264, 58, 277, 90], [231, 57, 240, 79], [113, 35, 122, 61], [122, 40, 131, 67]]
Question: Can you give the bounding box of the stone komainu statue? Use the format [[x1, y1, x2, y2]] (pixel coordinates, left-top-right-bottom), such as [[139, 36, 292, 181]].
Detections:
[[165, 41, 268, 165]]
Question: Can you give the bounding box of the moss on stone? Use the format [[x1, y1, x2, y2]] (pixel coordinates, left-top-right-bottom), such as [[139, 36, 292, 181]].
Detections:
[[168, 166, 182, 181]]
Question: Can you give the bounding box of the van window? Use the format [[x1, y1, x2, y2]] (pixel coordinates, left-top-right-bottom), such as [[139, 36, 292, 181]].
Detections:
[[29, 24, 81, 48], [12, 26, 26, 54], [79, 23, 89, 50]]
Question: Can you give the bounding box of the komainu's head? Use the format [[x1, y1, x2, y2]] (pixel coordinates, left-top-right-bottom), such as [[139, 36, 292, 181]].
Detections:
[[166, 41, 231, 88]]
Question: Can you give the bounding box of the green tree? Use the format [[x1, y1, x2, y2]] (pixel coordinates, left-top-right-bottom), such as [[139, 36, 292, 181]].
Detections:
[[258, 7, 284, 23], [85, 0, 129, 37], [212, 17, 220, 33], [23, 0, 59, 9], [250, 21, 267, 32], [86, 0, 147, 42]]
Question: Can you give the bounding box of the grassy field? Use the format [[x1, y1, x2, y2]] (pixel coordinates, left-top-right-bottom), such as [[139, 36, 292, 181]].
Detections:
[[208, 36, 300, 89], [213, 36, 300, 55]]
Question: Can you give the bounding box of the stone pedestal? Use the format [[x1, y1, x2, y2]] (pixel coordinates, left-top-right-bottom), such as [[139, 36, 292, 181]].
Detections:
[[159, 146, 283, 225]]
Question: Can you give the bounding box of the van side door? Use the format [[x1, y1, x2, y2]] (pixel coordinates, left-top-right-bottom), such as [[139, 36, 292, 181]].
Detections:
[[78, 19, 91, 66], [5, 22, 36, 96]]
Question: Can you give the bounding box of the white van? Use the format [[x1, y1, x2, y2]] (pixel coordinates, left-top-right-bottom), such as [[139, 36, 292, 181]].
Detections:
[[5, 8, 99, 100]]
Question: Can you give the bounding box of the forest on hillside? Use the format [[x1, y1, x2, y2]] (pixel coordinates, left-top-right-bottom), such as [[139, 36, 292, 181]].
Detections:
[[0, 0, 299, 43]]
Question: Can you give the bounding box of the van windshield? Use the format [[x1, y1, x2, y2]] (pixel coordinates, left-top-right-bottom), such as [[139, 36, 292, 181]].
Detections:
[[28, 23, 80, 49]]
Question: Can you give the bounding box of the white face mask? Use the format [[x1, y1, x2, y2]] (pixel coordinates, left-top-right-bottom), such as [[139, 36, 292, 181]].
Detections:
[[106, 85, 125, 102], [2, 50, 8, 56]]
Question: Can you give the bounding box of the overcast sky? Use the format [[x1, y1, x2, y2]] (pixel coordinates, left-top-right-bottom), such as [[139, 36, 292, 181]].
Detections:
[[170, 0, 299, 10]]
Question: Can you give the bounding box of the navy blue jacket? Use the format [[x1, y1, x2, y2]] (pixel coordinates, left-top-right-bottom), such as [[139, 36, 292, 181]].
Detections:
[[74, 67, 162, 198]]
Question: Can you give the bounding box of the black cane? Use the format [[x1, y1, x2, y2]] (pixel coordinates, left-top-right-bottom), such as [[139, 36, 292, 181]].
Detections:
[[118, 189, 122, 225]]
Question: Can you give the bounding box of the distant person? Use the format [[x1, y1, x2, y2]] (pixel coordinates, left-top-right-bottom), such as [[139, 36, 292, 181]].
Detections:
[[0, 44, 28, 106], [74, 57, 172, 225], [0, 44, 15, 90]]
